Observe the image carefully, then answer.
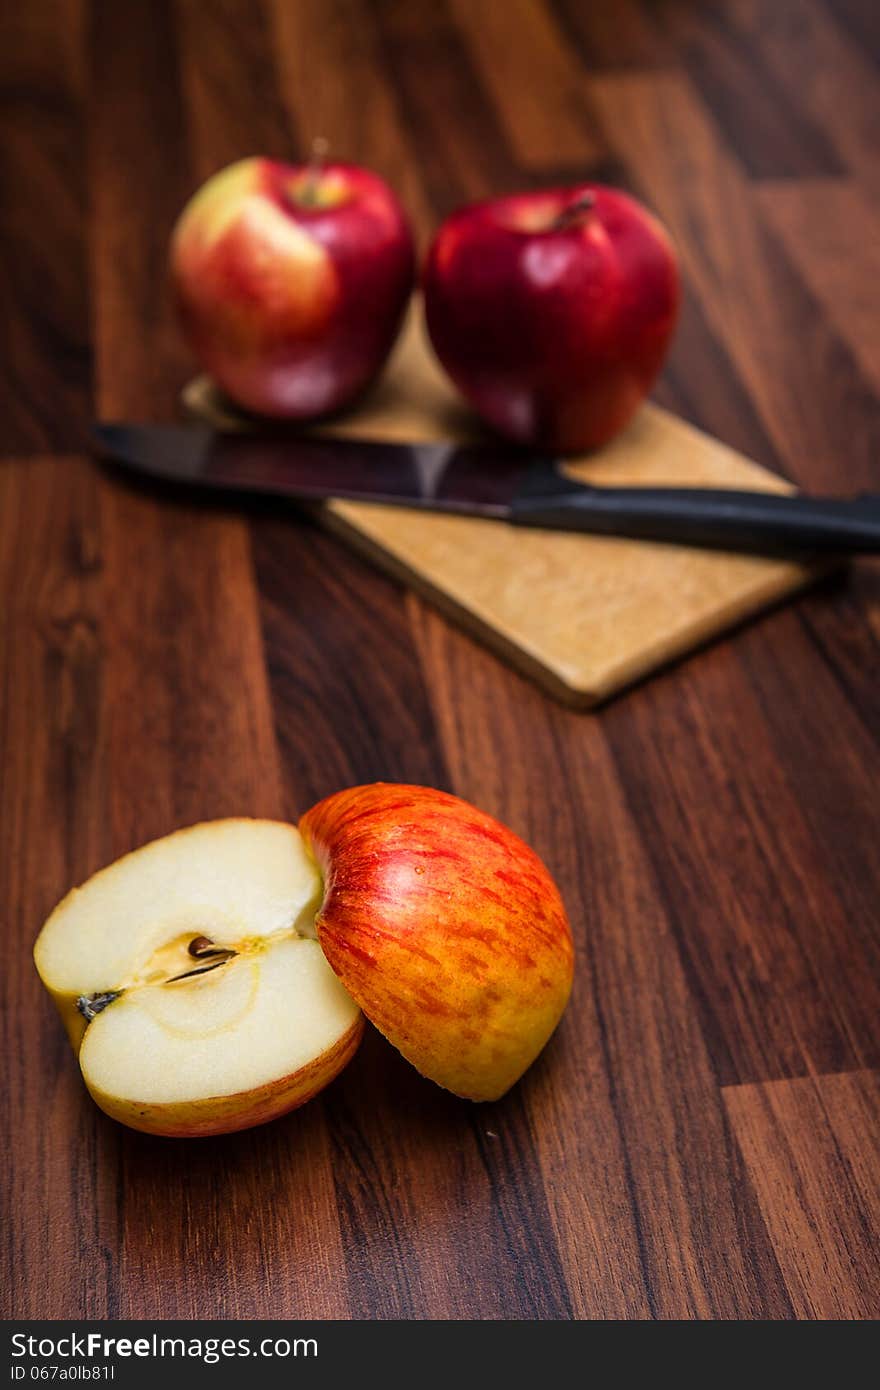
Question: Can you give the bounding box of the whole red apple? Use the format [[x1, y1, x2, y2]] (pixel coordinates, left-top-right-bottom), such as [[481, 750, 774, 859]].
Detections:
[[423, 185, 680, 453], [170, 155, 415, 419], [300, 783, 574, 1102]]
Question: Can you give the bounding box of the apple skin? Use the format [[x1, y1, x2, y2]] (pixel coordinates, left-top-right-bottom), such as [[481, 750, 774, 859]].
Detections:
[[82, 1017, 364, 1139], [299, 784, 574, 1102], [423, 184, 680, 453], [171, 156, 415, 419]]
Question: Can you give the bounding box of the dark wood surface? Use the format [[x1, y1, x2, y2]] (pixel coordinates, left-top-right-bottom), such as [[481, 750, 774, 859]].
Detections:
[[2, 0, 879, 1320]]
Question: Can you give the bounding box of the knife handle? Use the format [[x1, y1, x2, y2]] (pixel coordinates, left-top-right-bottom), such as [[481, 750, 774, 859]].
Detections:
[[510, 484, 880, 555]]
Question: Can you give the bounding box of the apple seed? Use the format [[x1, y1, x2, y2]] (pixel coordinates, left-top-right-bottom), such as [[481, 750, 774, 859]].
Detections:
[[187, 935, 229, 959], [166, 950, 237, 984]]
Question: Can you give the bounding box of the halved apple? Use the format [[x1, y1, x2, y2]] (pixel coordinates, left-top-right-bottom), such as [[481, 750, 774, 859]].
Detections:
[[35, 787, 574, 1137], [33, 819, 363, 1137], [300, 784, 574, 1103]]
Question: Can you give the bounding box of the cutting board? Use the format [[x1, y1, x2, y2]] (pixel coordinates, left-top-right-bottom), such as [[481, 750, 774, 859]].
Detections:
[[183, 303, 822, 707]]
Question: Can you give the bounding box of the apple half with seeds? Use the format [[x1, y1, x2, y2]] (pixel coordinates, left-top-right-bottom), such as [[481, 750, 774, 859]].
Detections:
[[34, 820, 363, 1137], [34, 787, 574, 1137]]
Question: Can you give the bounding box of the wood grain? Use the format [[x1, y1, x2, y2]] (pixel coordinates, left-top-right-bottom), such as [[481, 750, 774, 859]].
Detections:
[[756, 180, 880, 395], [653, 0, 845, 179], [549, 0, 669, 71], [2, 0, 879, 1321], [1, 456, 120, 1319], [723, 1071, 880, 1318], [603, 623, 880, 1085], [449, 0, 603, 168], [0, 1, 90, 452], [176, 0, 293, 178], [693, 0, 880, 197]]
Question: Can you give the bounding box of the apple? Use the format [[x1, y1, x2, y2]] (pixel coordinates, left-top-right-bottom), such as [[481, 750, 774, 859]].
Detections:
[[34, 787, 574, 1136], [299, 784, 574, 1103], [33, 820, 363, 1137], [170, 153, 415, 419], [423, 184, 680, 453]]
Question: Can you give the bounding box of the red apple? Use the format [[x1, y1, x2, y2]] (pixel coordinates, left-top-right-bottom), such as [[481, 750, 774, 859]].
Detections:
[[170, 155, 415, 419], [34, 787, 574, 1135], [423, 185, 680, 453], [300, 783, 574, 1102]]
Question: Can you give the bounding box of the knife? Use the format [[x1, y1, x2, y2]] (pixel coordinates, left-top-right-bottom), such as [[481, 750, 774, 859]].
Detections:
[[94, 422, 880, 555]]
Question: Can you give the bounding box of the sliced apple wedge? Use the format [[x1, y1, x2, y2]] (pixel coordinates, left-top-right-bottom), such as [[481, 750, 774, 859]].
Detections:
[[34, 819, 363, 1137]]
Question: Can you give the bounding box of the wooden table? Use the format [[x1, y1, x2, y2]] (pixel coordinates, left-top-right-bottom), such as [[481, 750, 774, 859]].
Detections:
[[3, 0, 879, 1321]]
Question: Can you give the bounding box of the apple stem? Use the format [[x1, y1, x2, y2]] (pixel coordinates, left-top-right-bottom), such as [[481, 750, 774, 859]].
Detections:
[[299, 136, 329, 207], [551, 190, 596, 232]]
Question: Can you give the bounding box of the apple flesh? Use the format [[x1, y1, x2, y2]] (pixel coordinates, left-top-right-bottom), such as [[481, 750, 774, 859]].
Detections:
[[170, 156, 415, 419], [423, 185, 680, 453], [33, 820, 363, 1137], [300, 784, 574, 1102]]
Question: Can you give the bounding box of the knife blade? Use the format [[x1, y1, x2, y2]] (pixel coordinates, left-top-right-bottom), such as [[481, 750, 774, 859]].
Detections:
[[95, 422, 880, 555], [95, 423, 534, 516]]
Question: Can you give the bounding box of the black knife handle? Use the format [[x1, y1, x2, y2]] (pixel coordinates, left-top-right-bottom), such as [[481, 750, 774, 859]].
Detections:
[[510, 484, 880, 555]]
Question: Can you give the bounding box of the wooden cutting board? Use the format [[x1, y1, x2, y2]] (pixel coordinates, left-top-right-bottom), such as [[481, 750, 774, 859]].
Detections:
[[183, 303, 822, 707]]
